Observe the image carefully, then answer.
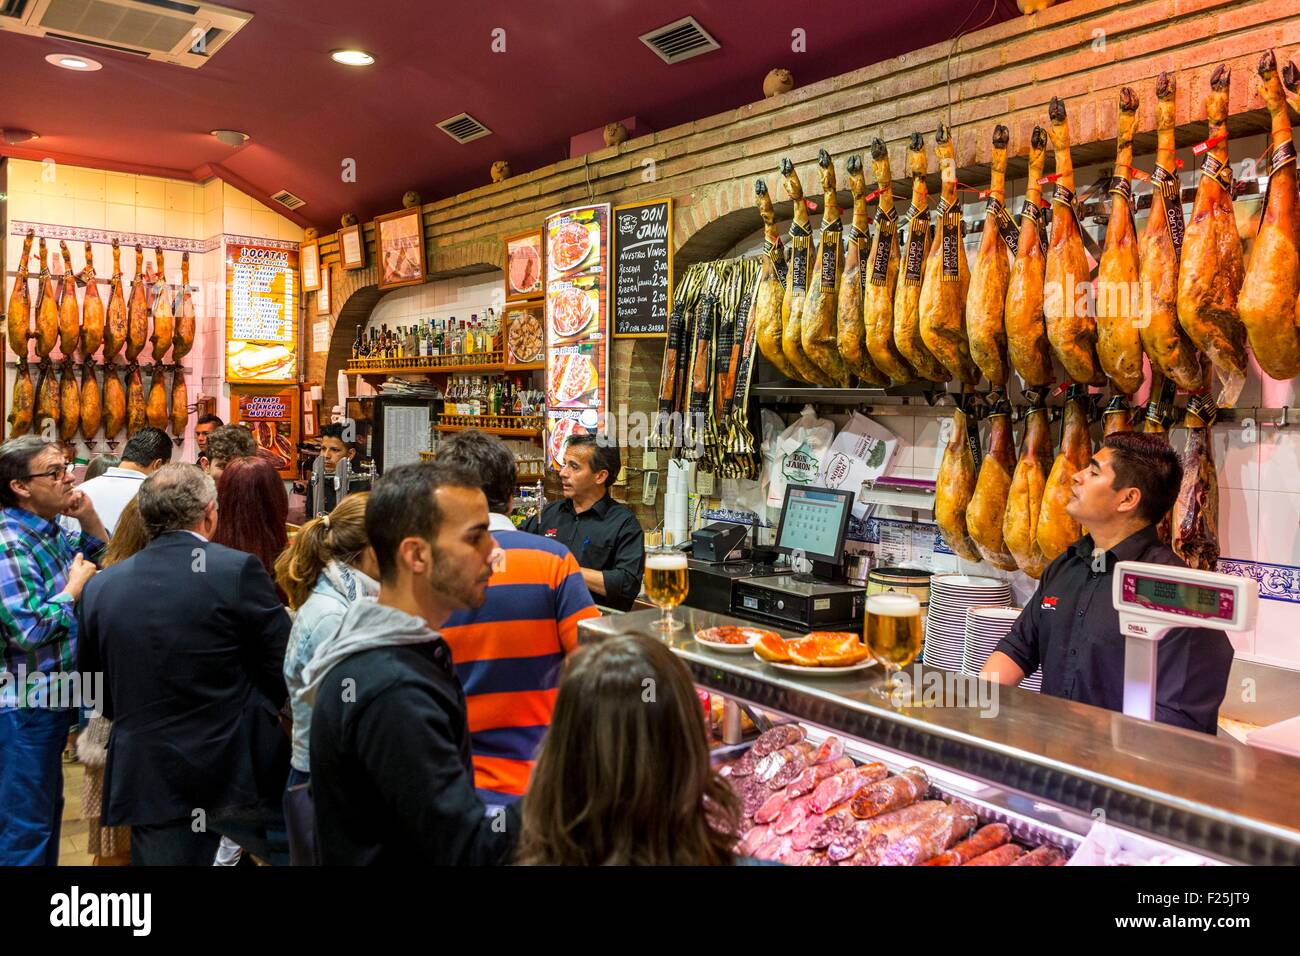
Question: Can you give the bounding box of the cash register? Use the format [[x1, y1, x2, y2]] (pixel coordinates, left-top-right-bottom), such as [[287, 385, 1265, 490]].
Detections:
[[683, 485, 866, 632]]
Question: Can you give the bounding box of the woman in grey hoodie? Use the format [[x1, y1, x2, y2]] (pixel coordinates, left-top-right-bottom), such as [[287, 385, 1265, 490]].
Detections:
[[273, 493, 379, 865]]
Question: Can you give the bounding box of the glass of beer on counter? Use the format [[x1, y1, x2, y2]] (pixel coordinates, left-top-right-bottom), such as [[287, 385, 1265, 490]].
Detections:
[[646, 546, 689, 633], [865, 593, 922, 699]]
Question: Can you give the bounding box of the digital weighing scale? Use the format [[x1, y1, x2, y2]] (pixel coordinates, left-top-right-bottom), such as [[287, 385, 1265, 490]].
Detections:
[[1112, 561, 1258, 721]]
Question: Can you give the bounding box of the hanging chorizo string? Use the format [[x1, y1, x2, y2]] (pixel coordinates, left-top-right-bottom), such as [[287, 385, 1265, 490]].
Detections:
[[656, 264, 704, 449], [683, 265, 723, 459], [724, 259, 763, 479]]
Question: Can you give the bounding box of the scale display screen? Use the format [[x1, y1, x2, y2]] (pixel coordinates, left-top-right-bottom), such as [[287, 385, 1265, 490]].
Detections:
[[1121, 572, 1235, 622]]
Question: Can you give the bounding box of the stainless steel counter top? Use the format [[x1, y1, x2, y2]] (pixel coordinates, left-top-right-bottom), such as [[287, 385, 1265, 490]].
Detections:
[[578, 607, 1300, 865]]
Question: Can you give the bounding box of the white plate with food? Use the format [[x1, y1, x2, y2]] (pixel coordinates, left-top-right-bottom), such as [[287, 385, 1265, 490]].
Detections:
[[547, 417, 584, 467], [549, 286, 596, 339], [508, 243, 542, 296], [549, 220, 596, 274], [757, 658, 876, 676], [507, 311, 543, 364], [549, 352, 597, 405], [695, 625, 781, 653]]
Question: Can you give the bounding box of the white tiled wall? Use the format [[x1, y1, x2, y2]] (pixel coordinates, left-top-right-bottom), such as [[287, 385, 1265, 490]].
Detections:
[[4, 158, 304, 455]]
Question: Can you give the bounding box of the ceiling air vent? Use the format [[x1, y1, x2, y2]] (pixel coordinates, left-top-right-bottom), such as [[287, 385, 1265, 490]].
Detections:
[[436, 113, 492, 145], [0, 0, 251, 69], [270, 189, 305, 212], [639, 16, 719, 65]]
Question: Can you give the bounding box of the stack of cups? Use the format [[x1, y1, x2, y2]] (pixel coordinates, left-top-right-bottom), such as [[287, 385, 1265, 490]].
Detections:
[[665, 460, 690, 545]]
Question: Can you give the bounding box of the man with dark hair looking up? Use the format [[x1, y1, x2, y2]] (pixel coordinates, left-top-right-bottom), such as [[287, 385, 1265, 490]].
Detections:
[[982, 432, 1233, 734], [523, 432, 645, 612], [305, 460, 518, 865]]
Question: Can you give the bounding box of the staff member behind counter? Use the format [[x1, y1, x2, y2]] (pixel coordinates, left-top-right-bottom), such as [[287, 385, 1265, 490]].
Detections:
[[982, 433, 1233, 735], [524, 434, 645, 612]]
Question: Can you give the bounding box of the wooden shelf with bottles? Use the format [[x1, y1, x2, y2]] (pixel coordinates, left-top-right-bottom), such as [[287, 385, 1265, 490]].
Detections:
[[421, 450, 547, 481], [346, 350, 507, 376], [435, 413, 544, 439]]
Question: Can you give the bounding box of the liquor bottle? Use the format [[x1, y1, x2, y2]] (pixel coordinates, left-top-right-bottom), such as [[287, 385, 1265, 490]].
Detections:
[[433, 320, 443, 357]]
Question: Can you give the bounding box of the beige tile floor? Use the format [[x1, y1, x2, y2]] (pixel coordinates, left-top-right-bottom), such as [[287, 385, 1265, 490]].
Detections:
[[57, 758, 95, 866]]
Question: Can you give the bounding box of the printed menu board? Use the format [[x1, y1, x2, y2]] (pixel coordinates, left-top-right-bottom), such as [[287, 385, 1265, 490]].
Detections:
[[612, 199, 672, 337], [544, 204, 609, 468], [228, 386, 300, 479], [225, 242, 298, 384]]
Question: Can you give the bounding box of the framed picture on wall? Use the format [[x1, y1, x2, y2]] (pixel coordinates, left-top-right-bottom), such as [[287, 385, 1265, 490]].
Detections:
[[375, 207, 426, 290], [339, 223, 366, 270], [301, 240, 321, 292], [317, 264, 332, 315], [504, 229, 544, 301]]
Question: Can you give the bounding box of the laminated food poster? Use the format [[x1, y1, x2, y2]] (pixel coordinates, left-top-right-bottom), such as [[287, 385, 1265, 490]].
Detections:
[[544, 204, 609, 467], [225, 242, 299, 385], [229, 386, 299, 479]]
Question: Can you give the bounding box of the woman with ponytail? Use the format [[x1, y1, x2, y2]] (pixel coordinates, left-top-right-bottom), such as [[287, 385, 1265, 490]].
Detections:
[[273, 492, 378, 865]]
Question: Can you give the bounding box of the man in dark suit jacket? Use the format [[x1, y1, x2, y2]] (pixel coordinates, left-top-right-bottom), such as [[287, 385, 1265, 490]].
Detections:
[[77, 463, 292, 865]]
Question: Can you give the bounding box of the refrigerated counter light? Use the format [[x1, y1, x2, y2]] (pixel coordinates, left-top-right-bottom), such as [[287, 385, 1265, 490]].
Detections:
[[578, 608, 1300, 865]]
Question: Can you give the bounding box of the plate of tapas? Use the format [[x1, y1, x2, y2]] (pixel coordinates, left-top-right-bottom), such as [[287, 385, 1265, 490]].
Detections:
[[695, 625, 782, 654], [752, 631, 875, 675]]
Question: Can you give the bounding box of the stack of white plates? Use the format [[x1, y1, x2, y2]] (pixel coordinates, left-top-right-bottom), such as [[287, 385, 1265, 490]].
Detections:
[[923, 575, 1012, 671], [960, 605, 1043, 693]]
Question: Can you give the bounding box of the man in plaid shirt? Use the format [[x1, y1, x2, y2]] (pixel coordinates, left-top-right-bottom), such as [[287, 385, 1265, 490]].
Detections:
[[0, 436, 108, 865]]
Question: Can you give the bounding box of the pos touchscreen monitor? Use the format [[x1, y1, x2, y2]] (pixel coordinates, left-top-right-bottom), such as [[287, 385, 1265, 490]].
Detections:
[[774, 484, 855, 569]]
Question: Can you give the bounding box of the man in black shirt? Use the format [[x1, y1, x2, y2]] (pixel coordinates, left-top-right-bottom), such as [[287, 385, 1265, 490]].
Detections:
[[982, 432, 1233, 734], [524, 433, 645, 612]]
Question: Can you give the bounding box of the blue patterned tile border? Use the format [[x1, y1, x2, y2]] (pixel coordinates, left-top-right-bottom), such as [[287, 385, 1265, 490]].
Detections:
[[1216, 558, 1300, 604], [9, 222, 299, 255]]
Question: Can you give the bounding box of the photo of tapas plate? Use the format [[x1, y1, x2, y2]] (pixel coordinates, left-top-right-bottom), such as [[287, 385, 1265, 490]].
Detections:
[[547, 416, 585, 468], [549, 352, 598, 405], [549, 285, 596, 339], [549, 220, 596, 274], [695, 625, 781, 654], [507, 241, 542, 297], [507, 310, 543, 364]]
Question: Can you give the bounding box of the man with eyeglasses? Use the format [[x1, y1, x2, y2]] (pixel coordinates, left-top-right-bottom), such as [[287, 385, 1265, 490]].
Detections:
[[0, 436, 108, 865]]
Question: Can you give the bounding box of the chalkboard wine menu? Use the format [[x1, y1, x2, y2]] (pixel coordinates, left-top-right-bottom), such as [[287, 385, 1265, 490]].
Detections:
[[612, 199, 673, 338]]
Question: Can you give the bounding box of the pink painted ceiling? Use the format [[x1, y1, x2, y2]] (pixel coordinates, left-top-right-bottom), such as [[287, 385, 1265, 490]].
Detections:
[[0, 0, 1019, 231]]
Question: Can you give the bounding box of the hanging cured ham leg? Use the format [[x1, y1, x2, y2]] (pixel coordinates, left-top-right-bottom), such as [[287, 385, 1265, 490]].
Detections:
[[1006, 127, 1054, 387], [838, 154, 887, 385], [35, 362, 60, 436], [172, 252, 196, 362], [1036, 387, 1092, 562], [753, 180, 799, 380], [967, 125, 1014, 387], [1003, 401, 1053, 578], [80, 242, 105, 360], [57, 242, 81, 359], [1139, 74, 1207, 393], [966, 398, 1018, 570], [1103, 395, 1135, 436], [34, 239, 59, 359], [919, 124, 978, 385], [170, 370, 189, 439], [8, 362, 34, 437], [146, 364, 169, 430], [80, 364, 101, 444], [1177, 65, 1247, 405], [126, 245, 148, 363], [149, 247, 175, 361], [1044, 98, 1102, 384], [59, 363, 80, 443], [864, 138, 914, 383], [780, 159, 833, 385], [103, 366, 126, 443], [103, 239, 128, 361], [935, 403, 981, 561], [1095, 88, 1145, 395], [803, 150, 853, 386], [127, 365, 146, 437], [894, 134, 949, 382], [1239, 52, 1300, 381], [1172, 397, 1220, 572], [7, 231, 33, 359]]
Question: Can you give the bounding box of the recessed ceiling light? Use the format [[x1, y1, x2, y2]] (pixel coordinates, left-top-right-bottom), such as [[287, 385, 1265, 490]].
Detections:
[[46, 53, 102, 71], [211, 129, 250, 147], [2, 129, 40, 145], [331, 49, 374, 66]]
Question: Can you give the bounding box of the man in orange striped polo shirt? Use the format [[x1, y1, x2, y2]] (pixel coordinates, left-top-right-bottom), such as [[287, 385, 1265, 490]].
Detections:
[[438, 431, 600, 806]]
